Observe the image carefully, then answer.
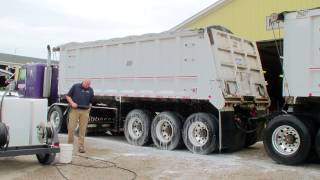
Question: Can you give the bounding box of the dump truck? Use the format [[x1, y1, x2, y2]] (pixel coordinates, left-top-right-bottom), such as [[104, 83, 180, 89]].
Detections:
[[262, 8, 320, 165], [16, 26, 270, 154]]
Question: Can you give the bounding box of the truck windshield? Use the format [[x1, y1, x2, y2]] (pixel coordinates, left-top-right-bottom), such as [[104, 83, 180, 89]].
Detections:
[[18, 68, 26, 81]]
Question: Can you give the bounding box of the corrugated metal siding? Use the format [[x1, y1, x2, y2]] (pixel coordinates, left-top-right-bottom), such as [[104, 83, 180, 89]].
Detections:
[[185, 0, 320, 41]]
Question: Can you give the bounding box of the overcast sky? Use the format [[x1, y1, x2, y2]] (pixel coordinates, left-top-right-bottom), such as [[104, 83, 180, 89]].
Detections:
[[0, 0, 216, 59]]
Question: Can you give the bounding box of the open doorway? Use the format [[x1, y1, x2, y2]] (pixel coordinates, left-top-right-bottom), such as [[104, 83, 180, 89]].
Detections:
[[257, 39, 284, 111]]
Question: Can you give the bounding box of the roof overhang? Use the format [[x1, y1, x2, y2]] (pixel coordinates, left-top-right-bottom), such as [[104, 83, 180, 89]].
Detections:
[[170, 0, 232, 31]]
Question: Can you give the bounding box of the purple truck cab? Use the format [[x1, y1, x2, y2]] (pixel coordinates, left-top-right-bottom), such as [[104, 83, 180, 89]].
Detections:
[[16, 63, 59, 104]]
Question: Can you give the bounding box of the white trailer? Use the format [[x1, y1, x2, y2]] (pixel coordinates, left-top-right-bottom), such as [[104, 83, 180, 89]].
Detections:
[[263, 8, 320, 165], [50, 26, 269, 154], [0, 97, 59, 165]]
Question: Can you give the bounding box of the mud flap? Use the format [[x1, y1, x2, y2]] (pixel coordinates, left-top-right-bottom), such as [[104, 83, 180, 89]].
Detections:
[[218, 110, 266, 152], [219, 111, 246, 152]]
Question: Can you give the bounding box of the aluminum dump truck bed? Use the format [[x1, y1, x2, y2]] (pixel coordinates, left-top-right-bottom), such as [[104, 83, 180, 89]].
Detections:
[[283, 9, 320, 97], [58, 28, 269, 109]]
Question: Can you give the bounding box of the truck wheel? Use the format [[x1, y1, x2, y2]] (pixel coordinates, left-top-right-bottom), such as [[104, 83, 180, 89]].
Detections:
[[183, 113, 219, 154], [151, 112, 183, 150], [245, 132, 257, 147], [48, 106, 64, 133], [36, 153, 56, 165], [124, 109, 152, 146], [263, 114, 311, 165], [244, 120, 258, 148], [315, 129, 320, 159], [301, 120, 317, 161]]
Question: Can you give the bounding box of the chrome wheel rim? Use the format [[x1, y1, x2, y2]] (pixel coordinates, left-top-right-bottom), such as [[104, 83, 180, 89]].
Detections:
[[155, 118, 173, 143], [128, 117, 143, 139], [272, 125, 301, 155], [188, 121, 209, 147], [49, 111, 61, 129]]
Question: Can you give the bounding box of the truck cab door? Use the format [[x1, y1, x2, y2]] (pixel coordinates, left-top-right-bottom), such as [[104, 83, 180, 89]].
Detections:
[[16, 67, 27, 96]]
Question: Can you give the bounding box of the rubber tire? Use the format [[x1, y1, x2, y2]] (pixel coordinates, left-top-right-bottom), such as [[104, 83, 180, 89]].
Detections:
[[36, 153, 56, 165], [124, 109, 152, 146], [245, 131, 258, 148], [183, 113, 219, 155], [173, 112, 186, 148], [151, 111, 183, 150], [315, 129, 320, 159], [263, 114, 312, 165], [0, 122, 9, 148], [301, 119, 317, 162], [244, 120, 258, 148], [48, 106, 64, 133]]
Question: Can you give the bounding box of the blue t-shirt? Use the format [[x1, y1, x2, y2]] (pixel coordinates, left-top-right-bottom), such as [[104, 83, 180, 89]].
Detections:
[[67, 83, 94, 109]]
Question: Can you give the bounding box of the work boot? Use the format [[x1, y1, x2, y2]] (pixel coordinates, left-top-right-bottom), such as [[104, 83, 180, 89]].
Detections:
[[78, 146, 86, 153]]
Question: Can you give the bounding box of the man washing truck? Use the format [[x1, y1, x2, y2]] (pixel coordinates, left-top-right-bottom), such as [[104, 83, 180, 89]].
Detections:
[[66, 80, 94, 153]]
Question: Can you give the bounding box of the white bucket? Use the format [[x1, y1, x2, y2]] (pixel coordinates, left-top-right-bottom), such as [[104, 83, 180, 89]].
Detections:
[[58, 144, 73, 164]]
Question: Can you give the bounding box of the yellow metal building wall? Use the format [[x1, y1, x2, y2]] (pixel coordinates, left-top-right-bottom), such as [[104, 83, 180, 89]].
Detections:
[[186, 0, 320, 41]]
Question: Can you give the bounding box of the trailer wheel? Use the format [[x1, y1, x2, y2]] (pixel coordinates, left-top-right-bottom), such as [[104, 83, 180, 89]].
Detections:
[[263, 114, 311, 165], [36, 153, 56, 165], [183, 113, 218, 155], [48, 106, 64, 133], [124, 109, 152, 146], [151, 112, 183, 150]]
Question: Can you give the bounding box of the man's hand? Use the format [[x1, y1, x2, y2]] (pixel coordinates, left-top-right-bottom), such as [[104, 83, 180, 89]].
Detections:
[[66, 95, 78, 108], [70, 102, 78, 108]]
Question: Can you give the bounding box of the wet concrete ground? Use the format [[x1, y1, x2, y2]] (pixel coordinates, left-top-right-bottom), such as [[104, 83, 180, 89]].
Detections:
[[1, 134, 320, 180]]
